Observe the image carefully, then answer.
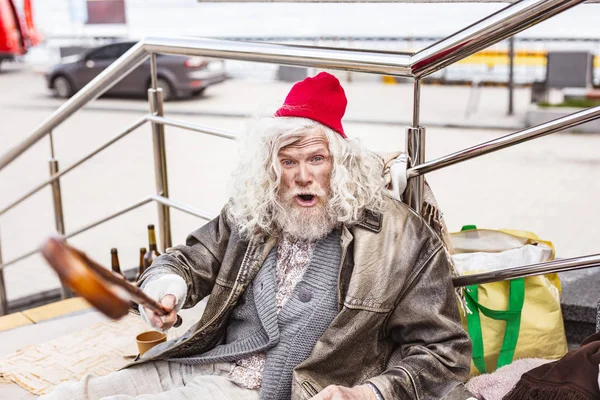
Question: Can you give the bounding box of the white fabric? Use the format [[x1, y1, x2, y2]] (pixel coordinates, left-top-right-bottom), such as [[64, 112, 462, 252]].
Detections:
[[39, 361, 259, 400], [139, 274, 187, 331], [388, 153, 408, 201], [450, 229, 549, 254], [452, 244, 553, 275]]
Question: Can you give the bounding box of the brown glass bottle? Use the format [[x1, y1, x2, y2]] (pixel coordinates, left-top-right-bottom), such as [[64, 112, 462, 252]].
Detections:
[[136, 247, 147, 282], [110, 248, 124, 277], [144, 224, 161, 269]]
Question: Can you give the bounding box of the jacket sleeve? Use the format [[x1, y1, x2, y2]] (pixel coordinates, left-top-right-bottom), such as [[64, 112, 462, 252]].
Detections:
[[137, 203, 234, 309], [366, 245, 472, 400]]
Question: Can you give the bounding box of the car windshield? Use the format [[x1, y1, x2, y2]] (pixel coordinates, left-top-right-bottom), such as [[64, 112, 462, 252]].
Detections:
[[87, 45, 121, 61]]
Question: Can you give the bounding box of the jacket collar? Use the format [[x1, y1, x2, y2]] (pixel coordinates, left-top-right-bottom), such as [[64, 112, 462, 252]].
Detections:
[[355, 209, 382, 233]]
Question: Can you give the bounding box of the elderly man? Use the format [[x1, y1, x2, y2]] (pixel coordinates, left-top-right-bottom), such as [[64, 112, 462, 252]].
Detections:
[[43, 72, 471, 400]]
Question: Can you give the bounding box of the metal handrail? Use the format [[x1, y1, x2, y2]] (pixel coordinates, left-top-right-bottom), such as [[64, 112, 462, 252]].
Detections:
[[0, 0, 598, 313], [0, 117, 149, 217], [0, 196, 152, 270], [407, 104, 600, 178], [0, 194, 212, 270], [8, 99, 600, 246], [151, 195, 216, 220], [0, 116, 237, 217], [0, 0, 586, 173], [0, 110, 224, 271], [0, 42, 149, 172], [146, 116, 237, 140], [453, 254, 600, 288], [0, 40, 411, 172], [411, 0, 585, 77]]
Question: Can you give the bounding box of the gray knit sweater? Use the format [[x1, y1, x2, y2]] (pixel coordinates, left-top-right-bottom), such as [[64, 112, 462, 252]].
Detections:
[[168, 229, 342, 400]]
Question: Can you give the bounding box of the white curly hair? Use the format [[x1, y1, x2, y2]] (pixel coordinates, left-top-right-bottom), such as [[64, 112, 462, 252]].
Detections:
[[229, 116, 386, 239]]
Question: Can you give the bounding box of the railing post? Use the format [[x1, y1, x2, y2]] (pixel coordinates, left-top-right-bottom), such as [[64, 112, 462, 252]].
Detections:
[[508, 37, 515, 116], [148, 79, 172, 250], [0, 228, 9, 315], [405, 79, 425, 214], [48, 133, 71, 299]]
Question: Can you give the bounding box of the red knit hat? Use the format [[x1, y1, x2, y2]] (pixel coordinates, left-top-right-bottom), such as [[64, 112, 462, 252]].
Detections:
[[275, 72, 347, 138]]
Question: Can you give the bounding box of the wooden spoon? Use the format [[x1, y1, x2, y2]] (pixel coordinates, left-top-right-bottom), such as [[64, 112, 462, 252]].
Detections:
[[41, 236, 181, 326]]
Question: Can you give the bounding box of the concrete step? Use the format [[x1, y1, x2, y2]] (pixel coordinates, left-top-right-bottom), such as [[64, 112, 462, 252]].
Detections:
[[559, 267, 600, 345]]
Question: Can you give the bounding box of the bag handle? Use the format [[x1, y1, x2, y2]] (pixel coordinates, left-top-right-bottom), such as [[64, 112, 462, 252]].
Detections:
[[464, 278, 525, 374]]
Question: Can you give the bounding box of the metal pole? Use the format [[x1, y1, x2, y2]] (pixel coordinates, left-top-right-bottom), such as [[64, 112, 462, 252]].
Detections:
[[49, 129, 55, 158], [150, 53, 158, 90], [408, 104, 600, 178], [0, 0, 588, 174], [405, 79, 425, 214], [0, 118, 148, 218], [0, 228, 8, 315], [508, 37, 515, 115], [412, 78, 420, 126], [0, 42, 148, 172], [148, 86, 172, 251], [151, 195, 215, 220], [453, 252, 600, 288], [49, 158, 71, 299]]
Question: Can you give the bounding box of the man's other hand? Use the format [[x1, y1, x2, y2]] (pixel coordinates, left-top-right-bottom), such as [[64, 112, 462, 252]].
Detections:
[[310, 384, 376, 400], [143, 294, 178, 331]]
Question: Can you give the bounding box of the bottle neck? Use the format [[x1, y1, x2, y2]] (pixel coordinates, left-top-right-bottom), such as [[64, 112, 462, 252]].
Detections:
[[111, 253, 120, 272], [148, 229, 158, 251], [139, 249, 147, 268]]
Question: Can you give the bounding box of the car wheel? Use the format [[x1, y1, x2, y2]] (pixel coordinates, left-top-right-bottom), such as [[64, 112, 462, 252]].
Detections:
[[156, 77, 174, 101], [52, 76, 73, 98]]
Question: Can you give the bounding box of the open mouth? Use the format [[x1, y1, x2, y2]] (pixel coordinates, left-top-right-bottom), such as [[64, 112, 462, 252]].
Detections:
[[295, 194, 317, 207]]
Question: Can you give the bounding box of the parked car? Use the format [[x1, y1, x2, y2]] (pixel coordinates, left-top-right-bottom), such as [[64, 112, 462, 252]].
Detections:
[[45, 41, 228, 101]]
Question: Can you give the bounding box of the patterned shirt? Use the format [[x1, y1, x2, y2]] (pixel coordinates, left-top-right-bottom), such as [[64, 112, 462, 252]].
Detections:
[[229, 235, 315, 389]]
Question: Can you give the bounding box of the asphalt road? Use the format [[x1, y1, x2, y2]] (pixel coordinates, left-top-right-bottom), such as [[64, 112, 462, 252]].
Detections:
[[1, 63, 600, 304]]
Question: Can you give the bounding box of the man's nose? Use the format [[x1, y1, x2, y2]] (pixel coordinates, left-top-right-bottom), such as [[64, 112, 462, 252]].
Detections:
[[295, 164, 312, 186]]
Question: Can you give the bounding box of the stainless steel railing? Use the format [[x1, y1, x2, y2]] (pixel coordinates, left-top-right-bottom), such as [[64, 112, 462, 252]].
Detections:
[[0, 0, 599, 315], [0, 0, 585, 172], [410, 0, 586, 78], [452, 254, 600, 288], [0, 110, 234, 311], [0, 194, 214, 270], [407, 105, 600, 178]]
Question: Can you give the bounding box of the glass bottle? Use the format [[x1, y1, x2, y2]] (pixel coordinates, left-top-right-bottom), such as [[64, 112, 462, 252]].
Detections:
[[144, 224, 161, 269], [110, 248, 124, 277], [136, 247, 147, 282]]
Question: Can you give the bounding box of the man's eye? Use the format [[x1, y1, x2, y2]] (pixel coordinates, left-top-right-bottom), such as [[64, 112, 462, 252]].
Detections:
[[312, 156, 324, 163], [282, 160, 295, 166]]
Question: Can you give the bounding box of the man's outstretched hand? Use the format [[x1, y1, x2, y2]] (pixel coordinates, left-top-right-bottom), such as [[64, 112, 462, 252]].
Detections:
[[144, 294, 178, 331], [310, 385, 376, 400]]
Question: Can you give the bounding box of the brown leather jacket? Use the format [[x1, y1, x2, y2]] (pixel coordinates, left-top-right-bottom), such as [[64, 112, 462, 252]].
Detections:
[[135, 196, 471, 400]]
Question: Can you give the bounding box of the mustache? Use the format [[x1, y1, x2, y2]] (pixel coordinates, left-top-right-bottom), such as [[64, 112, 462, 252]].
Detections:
[[282, 187, 327, 201]]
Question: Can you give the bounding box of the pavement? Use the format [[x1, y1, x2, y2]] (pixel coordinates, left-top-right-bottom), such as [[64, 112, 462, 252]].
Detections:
[[0, 297, 205, 398], [0, 307, 106, 399], [4, 65, 529, 131], [1, 62, 600, 394]]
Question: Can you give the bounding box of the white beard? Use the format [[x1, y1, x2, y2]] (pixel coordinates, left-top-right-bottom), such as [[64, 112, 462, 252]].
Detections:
[[275, 194, 337, 241]]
